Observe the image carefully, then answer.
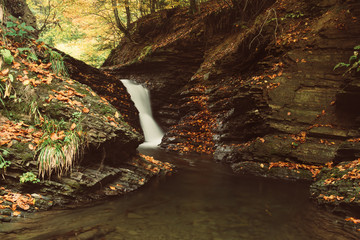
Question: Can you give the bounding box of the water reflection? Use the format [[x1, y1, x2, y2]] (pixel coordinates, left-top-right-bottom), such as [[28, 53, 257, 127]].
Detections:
[[0, 147, 359, 240]]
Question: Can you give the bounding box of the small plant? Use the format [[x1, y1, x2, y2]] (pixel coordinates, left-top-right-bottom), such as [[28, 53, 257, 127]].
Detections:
[[282, 11, 304, 20], [0, 73, 16, 106], [137, 45, 153, 62], [36, 117, 83, 179], [18, 47, 38, 62], [44, 48, 68, 77], [0, 148, 10, 170], [0, 49, 14, 64], [334, 45, 360, 75], [71, 111, 82, 122], [0, 82, 5, 107], [5, 16, 36, 42], [19, 171, 40, 184], [29, 100, 43, 124]]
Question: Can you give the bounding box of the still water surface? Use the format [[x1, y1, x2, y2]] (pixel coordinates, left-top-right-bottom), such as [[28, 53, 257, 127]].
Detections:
[[0, 146, 359, 240]]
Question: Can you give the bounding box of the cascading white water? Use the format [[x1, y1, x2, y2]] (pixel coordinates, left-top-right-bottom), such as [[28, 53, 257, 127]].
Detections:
[[121, 79, 164, 147]]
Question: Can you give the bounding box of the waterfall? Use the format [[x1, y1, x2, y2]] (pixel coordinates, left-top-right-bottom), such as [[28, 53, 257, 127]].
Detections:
[[121, 80, 164, 147]]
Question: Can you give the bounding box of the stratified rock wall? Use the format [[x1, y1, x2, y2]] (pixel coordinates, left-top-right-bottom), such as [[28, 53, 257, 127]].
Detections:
[[104, 0, 360, 179]]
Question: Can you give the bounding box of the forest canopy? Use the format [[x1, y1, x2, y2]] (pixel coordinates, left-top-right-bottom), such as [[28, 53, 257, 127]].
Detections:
[[27, 0, 203, 67]]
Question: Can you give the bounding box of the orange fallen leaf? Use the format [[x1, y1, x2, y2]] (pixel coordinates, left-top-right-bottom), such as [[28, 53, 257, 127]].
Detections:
[[17, 201, 30, 210], [1, 68, 9, 76], [48, 94, 55, 102], [70, 123, 76, 131], [28, 144, 35, 150], [13, 61, 21, 69], [82, 107, 89, 113], [12, 211, 21, 217], [11, 204, 17, 211], [109, 186, 116, 190]]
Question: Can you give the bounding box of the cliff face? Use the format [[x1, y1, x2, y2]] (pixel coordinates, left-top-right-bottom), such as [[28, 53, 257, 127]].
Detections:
[[103, 0, 360, 208]]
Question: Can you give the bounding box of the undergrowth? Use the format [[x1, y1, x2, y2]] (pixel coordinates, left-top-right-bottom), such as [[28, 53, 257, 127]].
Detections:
[[334, 45, 360, 75], [36, 117, 84, 179]]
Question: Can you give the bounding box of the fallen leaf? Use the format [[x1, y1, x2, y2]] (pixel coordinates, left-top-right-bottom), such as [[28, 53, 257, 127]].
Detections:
[[82, 107, 89, 113], [109, 186, 116, 190], [11, 204, 17, 211], [22, 80, 30, 86], [12, 211, 21, 217], [70, 123, 76, 131], [50, 133, 58, 141], [1, 68, 9, 76], [13, 61, 21, 69]]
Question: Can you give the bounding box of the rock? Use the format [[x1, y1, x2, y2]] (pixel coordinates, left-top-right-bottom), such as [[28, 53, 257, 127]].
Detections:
[[102, 0, 360, 211], [127, 212, 144, 219], [0, 2, 173, 217], [310, 159, 360, 214]]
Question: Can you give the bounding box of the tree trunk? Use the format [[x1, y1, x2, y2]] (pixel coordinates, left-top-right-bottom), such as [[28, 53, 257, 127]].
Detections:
[[150, 0, 156, 13], [189, 0, 197, 14], [125, 0, 131, 29], [111, 0, 133, 41]]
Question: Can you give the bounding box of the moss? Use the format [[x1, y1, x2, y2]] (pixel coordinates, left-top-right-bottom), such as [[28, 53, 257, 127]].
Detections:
[[10, 142, 34, 162]]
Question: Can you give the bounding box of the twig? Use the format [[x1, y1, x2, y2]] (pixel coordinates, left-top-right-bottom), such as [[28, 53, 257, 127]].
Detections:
[[248, 9, 271, 49]]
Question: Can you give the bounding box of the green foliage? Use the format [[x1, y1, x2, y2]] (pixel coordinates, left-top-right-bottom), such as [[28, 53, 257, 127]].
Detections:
[[18, 47, 39, 62], [0, 49, 14, 64], [5, 16, 35, 41], [334, 62, 350, 70], [71, 111, 82, 122], [135, 45, 153, 63], [19, 171, 40, 184], [37, 117, 83, 179], [282, 11, 304, 20], [44, 48, 68, 77], [0, 148, 10, 170], [334, 46, 360, 75]]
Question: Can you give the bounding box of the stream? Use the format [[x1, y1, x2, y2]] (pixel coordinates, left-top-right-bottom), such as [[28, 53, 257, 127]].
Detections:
[[0, 80, 359, 239], [0, 145, 359, 240]]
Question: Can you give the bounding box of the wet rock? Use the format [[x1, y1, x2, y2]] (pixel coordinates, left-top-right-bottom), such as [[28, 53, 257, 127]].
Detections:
[[0, 1, 172, 219], [310, 160, 360, 215], [127, 212, 144, 219], [231, 161, 313, 181]]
